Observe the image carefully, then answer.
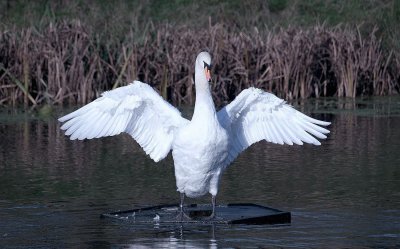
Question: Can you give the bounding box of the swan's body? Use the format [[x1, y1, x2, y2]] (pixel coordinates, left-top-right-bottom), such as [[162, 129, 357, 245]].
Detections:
[[59, 52, 330, 219]]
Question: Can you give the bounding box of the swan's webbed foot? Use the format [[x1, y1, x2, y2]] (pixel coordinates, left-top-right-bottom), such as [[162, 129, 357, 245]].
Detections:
[[175, 192, 192, 222], [175, 210, 192, 222], [203, 214, 223, 221]]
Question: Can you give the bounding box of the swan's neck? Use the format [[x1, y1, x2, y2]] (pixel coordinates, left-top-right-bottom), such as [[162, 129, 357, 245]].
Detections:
[[192, 75, 216, 122]]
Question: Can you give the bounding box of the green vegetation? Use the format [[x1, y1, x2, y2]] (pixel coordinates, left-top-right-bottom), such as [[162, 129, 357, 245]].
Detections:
[[1, 0, 398, 44]]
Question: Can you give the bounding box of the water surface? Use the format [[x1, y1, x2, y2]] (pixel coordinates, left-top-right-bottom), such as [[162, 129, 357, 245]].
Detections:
[[1, 97, 400, 248]]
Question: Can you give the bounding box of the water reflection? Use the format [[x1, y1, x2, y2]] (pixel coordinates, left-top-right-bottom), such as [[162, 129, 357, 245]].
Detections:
[[0, 97, 400, 248], [120, 224, 219, 249]]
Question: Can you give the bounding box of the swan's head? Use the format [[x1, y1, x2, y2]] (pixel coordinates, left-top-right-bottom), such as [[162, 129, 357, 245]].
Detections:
[[195, 51, 212, 83]]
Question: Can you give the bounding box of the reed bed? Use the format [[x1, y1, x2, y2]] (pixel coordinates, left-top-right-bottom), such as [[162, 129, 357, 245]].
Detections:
[[0, 21, 398, 106]]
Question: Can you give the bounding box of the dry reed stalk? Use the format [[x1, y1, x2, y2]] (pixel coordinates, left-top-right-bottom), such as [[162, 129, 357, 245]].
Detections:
[[0, 64, 37, 105], [0, 22, 398, 106]]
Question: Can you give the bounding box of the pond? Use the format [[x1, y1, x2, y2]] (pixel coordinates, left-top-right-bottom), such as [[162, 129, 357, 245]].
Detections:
[[1, 97, 400, 248]]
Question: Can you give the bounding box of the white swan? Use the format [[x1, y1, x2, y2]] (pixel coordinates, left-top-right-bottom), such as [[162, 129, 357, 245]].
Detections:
[[59, 51, 330, 220]]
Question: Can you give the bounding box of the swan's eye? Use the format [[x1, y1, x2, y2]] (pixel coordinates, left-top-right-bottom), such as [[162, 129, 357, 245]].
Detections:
[[204, 62, 212, 82], [203, 61, 211, 70]]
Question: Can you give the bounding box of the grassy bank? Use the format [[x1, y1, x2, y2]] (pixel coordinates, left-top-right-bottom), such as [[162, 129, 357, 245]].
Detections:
[[0, 1, 399, 106], [1, 1, 399, 40]]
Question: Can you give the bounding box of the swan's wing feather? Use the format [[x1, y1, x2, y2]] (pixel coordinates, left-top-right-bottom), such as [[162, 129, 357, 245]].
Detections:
[[217, 87, 330, 167], [59, 81, 188, 162]]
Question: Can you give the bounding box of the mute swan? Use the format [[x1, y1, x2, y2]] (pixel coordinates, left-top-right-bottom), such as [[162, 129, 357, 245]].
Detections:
[[59, 51, 330, 221]]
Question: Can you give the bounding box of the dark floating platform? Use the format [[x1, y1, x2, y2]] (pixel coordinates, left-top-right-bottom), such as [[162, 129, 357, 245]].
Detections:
[[101, 203, 291, 225]]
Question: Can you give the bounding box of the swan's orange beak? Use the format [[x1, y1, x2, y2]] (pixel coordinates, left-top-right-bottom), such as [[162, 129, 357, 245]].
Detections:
[[205, 68, 211, 83]]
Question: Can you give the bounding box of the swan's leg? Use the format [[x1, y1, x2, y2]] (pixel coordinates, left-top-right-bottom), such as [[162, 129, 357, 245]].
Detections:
[[209, 195, 217, 219], [176, 193, 191, 221], [205, 195, 223, 221]]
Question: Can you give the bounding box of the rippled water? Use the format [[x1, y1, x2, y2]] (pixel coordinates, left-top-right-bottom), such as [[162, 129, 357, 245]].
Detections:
[[1, 97, 400, 248]]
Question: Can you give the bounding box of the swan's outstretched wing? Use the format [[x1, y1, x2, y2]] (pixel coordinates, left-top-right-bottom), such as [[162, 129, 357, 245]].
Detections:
[[59, 81, 188, 162], [217, 87, 330, 167]]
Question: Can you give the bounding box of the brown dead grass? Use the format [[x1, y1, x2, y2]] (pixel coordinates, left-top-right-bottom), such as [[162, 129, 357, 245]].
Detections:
[[0, 21, 399, 106]]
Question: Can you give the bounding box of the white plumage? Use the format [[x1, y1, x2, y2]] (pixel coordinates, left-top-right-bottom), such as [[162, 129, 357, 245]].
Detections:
[[59, 82, 187, 162], [59, 51, 330, 220]]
